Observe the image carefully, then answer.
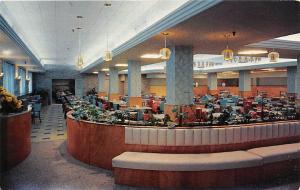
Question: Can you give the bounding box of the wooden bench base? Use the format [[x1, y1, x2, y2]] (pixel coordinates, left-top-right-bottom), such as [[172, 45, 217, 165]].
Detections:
[[114, 166, 263, 189], [114, 160, 299, 189]]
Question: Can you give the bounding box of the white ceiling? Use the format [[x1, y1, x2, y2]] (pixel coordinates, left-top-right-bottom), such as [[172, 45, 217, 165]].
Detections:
[[0, 0, 188, 66]]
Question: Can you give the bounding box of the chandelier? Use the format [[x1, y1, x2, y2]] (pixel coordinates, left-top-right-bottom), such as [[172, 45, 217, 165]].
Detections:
[[268, 50, 279, 62], [75, 16, 84, 69], [76, 55, 84, 69], [221, 34, 233, 61], [103, 2, 112, 62], [159, 32, 171, 60]]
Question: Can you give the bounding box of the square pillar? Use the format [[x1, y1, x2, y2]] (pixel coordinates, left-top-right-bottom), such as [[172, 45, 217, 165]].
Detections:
[[207, 73, 218, 94], [25, 69, 29, 94], [109, 67, 119, 101], [287, 66, 297, 97], [25, 80, 29, 94], [97, 71, 107, 97], [165, 45, 194, 121], [128, 60, 142, 107], [14, 65, 20, 96], [239, 70, 252, 98]]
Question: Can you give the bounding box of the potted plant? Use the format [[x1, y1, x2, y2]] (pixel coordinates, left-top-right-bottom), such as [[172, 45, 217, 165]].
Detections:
[[0, 87, 23, 114]]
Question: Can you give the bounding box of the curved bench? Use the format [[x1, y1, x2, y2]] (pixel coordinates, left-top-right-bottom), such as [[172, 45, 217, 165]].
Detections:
[[113, 142, 300, 189], [125, 121, 300, 153], [248, 142, 300, 179]]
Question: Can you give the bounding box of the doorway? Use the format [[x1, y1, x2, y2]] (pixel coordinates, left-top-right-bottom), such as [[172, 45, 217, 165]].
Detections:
[[52, 79, 75, 103]]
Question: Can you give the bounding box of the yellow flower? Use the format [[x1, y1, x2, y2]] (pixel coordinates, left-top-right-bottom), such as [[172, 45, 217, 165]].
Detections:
[[13, 97, 18, 104], [16, 103, 22, 109], [6, 96, 12, 102]]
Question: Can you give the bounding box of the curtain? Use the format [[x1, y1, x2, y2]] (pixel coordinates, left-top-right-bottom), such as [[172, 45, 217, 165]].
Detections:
[[19, 68, 26, 95], [3, 62, 15, 95], [28, 72, 33, 93]]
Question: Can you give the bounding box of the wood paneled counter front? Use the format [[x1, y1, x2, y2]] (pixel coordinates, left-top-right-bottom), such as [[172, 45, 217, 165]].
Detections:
[[0, 110, 31, 171], [66, 112, 300, 170]]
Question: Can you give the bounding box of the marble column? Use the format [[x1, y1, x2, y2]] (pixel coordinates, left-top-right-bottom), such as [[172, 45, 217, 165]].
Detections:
[[287, 66, 297, 97], [97, 71, 107, 97], [207, 73, 218, 94], [109, 67, 119, 101], [164, 45, 194, 121], [239, 70, 252, 98], [296, 55, 300, 104], [128, 60, 142, 107]]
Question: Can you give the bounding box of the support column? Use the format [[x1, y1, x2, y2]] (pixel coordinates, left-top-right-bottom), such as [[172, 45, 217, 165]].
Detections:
[[128, 60, 142, 107], [207, 73, 218, 95], [287, 66, 297, 97], [296, 55, 300, 104], [164, 46, 194, 121], [239, 70, 252, 98], [25, 69, 29, 94], [14, 65, 20, 96], [109, 67, 119, 101], [97, 71, 107, 97]]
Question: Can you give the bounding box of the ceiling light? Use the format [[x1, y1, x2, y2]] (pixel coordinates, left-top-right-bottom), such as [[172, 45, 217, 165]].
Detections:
[[92, 71, 99, 74], [103, 4, 112, 62], [2, 50, 12, 55], [221, 34, 234, 61], [141, 54, 162, 59], [238, 49, 268, 55], [275, 33, 300, 42], [159, 32, 171, 60], [261, 68, 275, 71], [115, 63, 128, 67], [102, 68, 109, 71], [75, 17, 84, 69], [103, 50, 112, 62], [268, 50, 279, 62], [76, 55, 84, 69]]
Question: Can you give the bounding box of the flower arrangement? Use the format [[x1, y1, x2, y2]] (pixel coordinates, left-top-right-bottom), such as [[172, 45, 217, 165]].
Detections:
[[0, 87, 23, 114], [72, 104, 109, 122]]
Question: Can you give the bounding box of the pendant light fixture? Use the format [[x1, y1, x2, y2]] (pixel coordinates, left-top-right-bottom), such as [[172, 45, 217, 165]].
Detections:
[[159, 32, 171, 60], [103, 2, 112, 62], [221, 34, 234, 61], [76, 16, 84, 70], [268, 49, 279, 62]]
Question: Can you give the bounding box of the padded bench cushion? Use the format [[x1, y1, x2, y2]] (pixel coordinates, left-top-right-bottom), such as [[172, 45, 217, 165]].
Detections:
[[247, 143, 300, 164], [112, 151, 262, 171]]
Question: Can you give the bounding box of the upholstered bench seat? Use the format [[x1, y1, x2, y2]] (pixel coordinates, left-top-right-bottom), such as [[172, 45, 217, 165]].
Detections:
[[112, 151, 262, 171], [247, 143, 300, 164]]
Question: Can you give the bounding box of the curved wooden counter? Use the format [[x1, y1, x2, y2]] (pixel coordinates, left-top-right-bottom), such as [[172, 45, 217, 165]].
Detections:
[[0, 110, 31, 171], [66, 112, 300, 170], [67, 116, 125, 170]]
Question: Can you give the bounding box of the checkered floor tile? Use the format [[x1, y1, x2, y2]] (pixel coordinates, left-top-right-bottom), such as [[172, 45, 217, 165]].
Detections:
[[31, 104, 67, 142]]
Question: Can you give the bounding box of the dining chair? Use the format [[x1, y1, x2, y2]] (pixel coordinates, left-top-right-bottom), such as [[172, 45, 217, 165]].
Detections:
[[32, 103, 42, 124]]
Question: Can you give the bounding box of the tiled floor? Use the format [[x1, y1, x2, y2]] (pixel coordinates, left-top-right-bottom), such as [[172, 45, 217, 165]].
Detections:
[[0, 104, 299, 190], [31, 104, 67, 142]]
